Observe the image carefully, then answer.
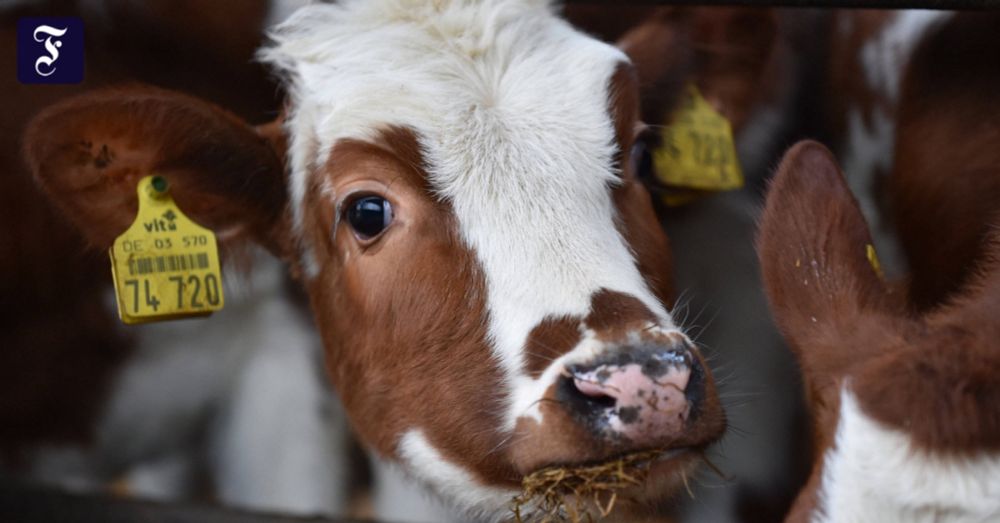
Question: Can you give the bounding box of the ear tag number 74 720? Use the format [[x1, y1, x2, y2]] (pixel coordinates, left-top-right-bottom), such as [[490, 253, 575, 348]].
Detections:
[[108, 175, 224, 324]]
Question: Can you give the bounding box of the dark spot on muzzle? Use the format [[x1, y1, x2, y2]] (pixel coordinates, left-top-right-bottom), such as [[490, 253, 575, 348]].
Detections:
[[617, 405, 641, 424]]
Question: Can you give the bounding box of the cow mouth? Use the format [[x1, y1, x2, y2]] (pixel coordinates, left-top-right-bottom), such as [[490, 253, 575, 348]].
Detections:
[[511, 447, 696, 522]]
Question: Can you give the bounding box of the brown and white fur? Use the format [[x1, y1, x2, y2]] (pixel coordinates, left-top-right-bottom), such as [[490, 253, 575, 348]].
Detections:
[[760, 138, 1000, 523], [1, 0, 352, 516], [24, 1, 728, 521], [367, 7, 826, 519], [824, 9, 953, 280], [763, 13, 1000, 523], [888, 12, 1000, 312], [608, 8, 829, 522]]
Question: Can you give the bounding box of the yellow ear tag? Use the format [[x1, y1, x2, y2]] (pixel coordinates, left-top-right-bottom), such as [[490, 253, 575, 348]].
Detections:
[[652, 84, 745, 207], [109, 176, 224, 324], [866, 243, 885, 281]]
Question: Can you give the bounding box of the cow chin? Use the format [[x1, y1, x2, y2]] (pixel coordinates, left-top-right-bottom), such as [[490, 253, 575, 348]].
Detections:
[[575, 451, 704, 522], [395, 427, 706, 523], [510, 451, 703, 523], [625, 450, 703, 503]]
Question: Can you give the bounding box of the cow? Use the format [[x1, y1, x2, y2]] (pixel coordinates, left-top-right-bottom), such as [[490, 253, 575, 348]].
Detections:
[[759, 140, 1000, 523], [23, 1, 727, 521], [1, 0, 352, 516], [759, 13, 1000, 522], [822, 9, 953, 280], [369, 6, 826, 521], [888, 13, 1000, 312]]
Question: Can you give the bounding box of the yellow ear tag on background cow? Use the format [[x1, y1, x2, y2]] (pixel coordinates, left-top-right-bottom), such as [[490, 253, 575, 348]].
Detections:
[[652, 84, 745, 206], [866, 243, 885, 281], [109, 176, 224, 324]]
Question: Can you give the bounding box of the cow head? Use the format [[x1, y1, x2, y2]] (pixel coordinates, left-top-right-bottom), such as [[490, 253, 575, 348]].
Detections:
[[758, 141, 1000, 522], [25, 1, 725, 519]]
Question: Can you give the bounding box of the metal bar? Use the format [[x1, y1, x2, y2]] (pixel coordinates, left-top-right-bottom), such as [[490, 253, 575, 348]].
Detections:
[[0, 479, 372, 523], [561, 0, 998, 9]]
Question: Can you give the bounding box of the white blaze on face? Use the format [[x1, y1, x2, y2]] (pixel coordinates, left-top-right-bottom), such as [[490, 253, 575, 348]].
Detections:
[[262, 0, 678, 436], [421, 28, 676, 431]]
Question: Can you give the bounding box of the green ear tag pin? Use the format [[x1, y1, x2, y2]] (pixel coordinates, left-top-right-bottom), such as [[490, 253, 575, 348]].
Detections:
[[108, 176, 225, 324]]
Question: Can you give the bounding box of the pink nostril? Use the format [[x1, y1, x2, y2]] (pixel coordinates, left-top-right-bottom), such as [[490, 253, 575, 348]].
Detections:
[[566, 359, 694, 444], [573, 364, 691, 405], [573, 377, 618, 399], [572, 378, 619, 409]]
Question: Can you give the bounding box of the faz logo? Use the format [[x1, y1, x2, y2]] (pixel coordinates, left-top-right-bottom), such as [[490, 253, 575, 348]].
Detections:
[[17, 17, 84, 84], [145, 210, 178, 233]]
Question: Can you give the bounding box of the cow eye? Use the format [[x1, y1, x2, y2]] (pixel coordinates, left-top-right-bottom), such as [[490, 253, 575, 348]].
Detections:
[[346, 195, 393, 240], [629, 139, 655, 182]]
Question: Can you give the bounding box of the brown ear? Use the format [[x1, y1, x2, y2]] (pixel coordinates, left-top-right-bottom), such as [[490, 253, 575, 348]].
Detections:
[[23, 86, 291, 258], [617, 7, 777, 132], [758, 141, 894, 360]]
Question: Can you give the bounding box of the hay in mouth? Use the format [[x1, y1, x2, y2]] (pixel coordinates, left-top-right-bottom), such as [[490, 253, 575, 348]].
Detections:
[[511, 448, 675, 523]]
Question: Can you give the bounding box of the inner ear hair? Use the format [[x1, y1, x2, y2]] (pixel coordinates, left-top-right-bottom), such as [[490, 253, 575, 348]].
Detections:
[[758, 141, 895, 346], [24, 85, 291, 259]]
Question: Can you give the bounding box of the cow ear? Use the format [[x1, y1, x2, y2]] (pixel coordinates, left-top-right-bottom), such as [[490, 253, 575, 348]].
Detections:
[[617, 7, 777, 132], [23, 86, 293, 260], [758, 141, 895, 362]]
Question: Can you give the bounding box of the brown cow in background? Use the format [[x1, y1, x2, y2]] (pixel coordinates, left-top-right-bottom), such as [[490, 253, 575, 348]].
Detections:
[[1, 0, 352, 516], [762, 11, 1000, 523]]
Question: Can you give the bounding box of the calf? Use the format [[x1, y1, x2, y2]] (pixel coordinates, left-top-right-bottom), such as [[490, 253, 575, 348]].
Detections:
[[823, 9, 953, 279], [762, 14, 1000, 522], [889, 13, 1000, 311], [2, 0, 351, 515], [760, 141, 1000, 523], [373, 7, 824, 520], [24, 1, 726, 520]]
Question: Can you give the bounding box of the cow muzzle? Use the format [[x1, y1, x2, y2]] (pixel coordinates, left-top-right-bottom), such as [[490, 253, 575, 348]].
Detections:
[[510, 330, 724, 476], [562, 341, 701, 447]]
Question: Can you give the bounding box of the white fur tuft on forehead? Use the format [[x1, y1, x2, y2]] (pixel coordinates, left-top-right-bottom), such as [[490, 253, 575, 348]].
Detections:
[[262, 0, 676, 432], [261, 0, 556, 228], [259, 0, 620, 231]]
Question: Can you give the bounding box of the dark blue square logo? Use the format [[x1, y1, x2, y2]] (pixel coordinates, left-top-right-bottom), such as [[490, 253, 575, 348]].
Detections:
[[17, 17, 84, 84]]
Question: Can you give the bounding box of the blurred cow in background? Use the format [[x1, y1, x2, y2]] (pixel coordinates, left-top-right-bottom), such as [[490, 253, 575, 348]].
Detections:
[[1, 0, 350, 516], [822, 10, 953, 280], [763, 11, 1000, 523], [760, 141, 1000, 523]]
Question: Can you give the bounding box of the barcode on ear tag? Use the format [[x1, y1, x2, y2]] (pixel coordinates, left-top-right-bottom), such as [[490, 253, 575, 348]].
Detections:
[[652, 84, 744, 206], [108, 175, 224, 324]]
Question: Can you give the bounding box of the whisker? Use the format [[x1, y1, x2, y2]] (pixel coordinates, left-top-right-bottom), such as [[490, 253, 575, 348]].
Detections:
[[698, 451, 729, 482]]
